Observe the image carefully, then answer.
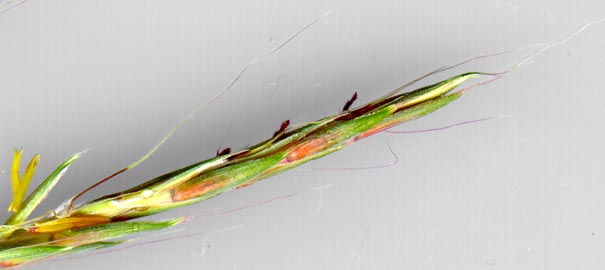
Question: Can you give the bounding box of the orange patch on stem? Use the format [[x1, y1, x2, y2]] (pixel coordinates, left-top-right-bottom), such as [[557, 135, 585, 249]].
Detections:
[[173, 179, 226, 202], [286, 137, 331, 162], [0, 261, 17, 267]]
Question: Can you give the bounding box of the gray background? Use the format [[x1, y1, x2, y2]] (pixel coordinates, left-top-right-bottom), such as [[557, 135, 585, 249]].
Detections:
[[1, 0, 604, 269]]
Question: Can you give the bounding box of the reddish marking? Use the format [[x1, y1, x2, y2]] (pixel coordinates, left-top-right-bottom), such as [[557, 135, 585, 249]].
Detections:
[[278, 158, 290, 165], [216, 147, 231, 156], [173, 180, 225, 202], [342, 92, 358, 111], [236, 181, 255, 189], [0, 261, 16, 267], [272, 120, 290, 137], [353, 123, 394, 141], [287, 137, 330, 162]]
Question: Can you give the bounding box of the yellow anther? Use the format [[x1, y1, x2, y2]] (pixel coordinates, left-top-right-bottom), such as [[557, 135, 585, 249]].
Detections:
[[8, 149, 41, 213]]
